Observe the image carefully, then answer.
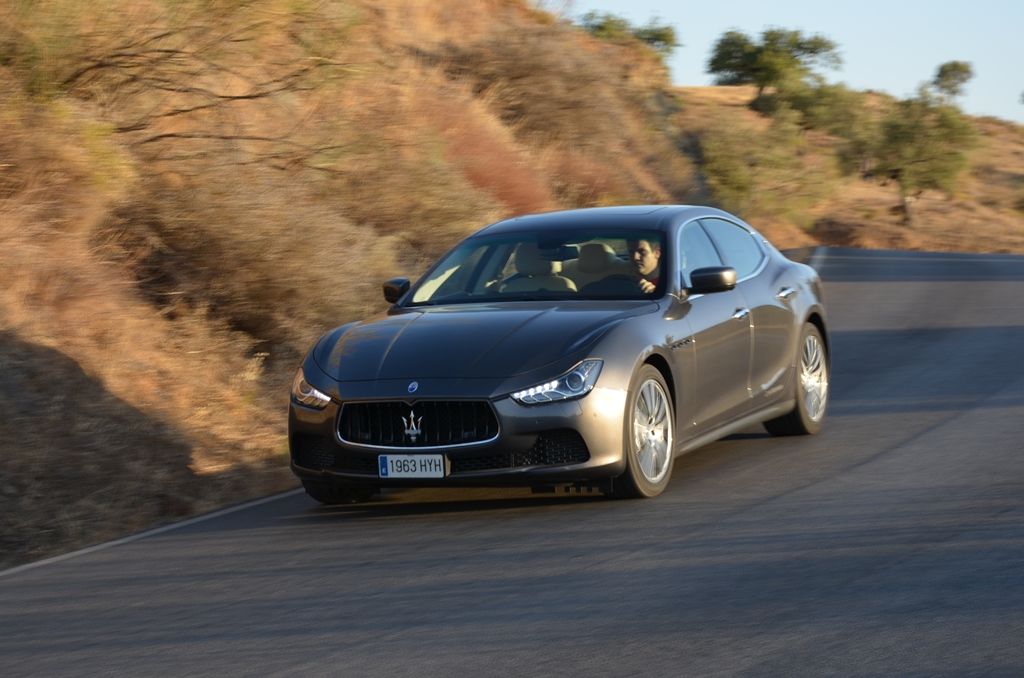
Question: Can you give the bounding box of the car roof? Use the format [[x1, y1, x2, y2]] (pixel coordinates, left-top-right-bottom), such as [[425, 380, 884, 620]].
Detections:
[[474, 205, 731, 237]]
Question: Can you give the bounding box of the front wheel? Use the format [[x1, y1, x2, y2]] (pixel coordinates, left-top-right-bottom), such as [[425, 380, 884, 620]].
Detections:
[[611, 365, 675, 499], [764, 322, 829, 436]]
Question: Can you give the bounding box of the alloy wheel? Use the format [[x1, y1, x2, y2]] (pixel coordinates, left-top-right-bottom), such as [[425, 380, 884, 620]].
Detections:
[[632, 379, 672, 484], [801, 333, 829, 422]]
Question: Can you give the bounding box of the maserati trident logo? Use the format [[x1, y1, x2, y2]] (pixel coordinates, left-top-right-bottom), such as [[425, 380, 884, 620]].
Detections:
[[408, 381, 419, 394], [402, 409, 423, 443]]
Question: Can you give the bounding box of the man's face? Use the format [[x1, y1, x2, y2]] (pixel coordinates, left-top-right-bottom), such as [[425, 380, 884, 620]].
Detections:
[[629, 240, 661, 278]]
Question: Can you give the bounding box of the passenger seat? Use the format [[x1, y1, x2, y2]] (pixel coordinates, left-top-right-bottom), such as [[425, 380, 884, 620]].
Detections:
[[500, 243, 577, 293]]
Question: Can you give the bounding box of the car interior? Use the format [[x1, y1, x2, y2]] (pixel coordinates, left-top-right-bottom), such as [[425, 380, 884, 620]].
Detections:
[[496, 241, 642, 296], [410, 234, 663, 304]]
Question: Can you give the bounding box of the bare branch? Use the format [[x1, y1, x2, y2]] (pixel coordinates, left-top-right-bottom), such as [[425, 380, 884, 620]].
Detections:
[[136, 132, 312, 147]]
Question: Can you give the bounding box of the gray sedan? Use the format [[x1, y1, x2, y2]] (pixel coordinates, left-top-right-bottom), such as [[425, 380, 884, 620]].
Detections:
[[289, 205, 829, 501]]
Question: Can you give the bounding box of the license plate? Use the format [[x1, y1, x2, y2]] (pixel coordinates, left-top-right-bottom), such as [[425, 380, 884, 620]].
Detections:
[[378, 454, 446, 478]]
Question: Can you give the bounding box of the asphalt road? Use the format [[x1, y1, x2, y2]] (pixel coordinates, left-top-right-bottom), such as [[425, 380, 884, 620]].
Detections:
[[3, 248, 1024, 677]]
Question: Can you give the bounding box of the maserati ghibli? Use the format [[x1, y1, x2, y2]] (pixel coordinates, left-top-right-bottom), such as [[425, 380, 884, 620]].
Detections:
[[289, 206, 829, 502]]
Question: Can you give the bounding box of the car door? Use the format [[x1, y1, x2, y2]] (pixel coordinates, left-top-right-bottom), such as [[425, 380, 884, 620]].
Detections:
[[700, 218, 794, 409], [672, 220, 754, 436]]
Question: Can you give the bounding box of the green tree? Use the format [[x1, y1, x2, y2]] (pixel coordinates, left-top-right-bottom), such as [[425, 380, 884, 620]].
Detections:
[[633, 20, 679, 57], [782, 82, 881, 175], [701, 105, 832, 218], [707, 28, 840, 99], [874, 88, 974, 226], [579, 11, 632, 42], [579, 12, 678, 57], [932, 61, 973, 99], [833, 100, 882, 178]]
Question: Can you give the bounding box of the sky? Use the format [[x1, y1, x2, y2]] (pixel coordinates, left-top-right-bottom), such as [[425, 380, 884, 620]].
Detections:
[[570, 0, 1024, 123]]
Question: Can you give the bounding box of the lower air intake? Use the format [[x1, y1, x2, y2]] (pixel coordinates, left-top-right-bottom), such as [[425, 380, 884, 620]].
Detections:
[[449, 429, 590, 474]]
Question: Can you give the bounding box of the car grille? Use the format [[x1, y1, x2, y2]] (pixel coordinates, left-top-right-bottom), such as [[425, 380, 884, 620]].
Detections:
[[338, 400, 499, 448], [449, 430, 590, 474]]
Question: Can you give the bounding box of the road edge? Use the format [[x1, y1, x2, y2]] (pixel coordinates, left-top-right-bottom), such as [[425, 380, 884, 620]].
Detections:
[[781, 246, 827, 270], [0, 487, 305, 580], [808, 246, 827, 271]]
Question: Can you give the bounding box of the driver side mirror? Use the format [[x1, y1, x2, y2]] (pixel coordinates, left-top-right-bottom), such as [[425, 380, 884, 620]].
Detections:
[[383, 277, 410, 304], [688, 266, 736, 294]]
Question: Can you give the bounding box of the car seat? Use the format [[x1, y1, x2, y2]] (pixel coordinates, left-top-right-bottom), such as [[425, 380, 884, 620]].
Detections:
[[500, 243, 577, 294]]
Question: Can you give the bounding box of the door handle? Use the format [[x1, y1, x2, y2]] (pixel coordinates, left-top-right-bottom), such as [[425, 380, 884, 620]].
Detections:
[[776, 287, 797, 300], [732, 308, 750, 321]]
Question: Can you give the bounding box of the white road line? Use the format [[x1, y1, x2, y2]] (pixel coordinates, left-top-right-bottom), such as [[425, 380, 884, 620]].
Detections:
[[822, 254, 1024, 263], [808, 246, 828, 272], [0, 487, 305, 579]]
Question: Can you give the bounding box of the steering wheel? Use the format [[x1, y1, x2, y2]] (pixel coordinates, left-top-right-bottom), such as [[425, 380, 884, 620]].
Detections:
[[581, 275, 643, 296]]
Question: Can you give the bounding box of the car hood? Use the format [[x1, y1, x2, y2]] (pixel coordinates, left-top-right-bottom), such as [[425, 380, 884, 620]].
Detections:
[[314, 301, 656, 381]]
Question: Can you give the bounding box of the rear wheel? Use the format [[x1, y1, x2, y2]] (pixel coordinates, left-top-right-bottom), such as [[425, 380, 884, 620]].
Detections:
[[301, 479, 378, 505], [764, 322, 829, 436], [611, 365, 675, 499]]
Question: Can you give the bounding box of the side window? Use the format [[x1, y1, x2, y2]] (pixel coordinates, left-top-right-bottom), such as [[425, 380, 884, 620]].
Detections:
[[700, 218, 764, 279], [679, 222, 723, 287]]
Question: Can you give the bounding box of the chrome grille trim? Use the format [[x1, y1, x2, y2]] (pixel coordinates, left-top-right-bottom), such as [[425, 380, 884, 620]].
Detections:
[[336, 400, 500, 450]]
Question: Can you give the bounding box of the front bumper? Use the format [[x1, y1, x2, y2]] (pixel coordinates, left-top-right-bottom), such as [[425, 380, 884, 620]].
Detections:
[[288, 386, 628, 487]]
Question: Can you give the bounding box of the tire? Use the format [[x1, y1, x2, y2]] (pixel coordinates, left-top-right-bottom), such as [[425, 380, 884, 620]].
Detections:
[[764, 322, 829, 436], [610, 365, 675, 499], [301, 479, 378, 505]]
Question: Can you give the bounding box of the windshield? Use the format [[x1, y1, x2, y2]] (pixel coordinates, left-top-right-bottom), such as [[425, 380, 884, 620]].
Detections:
[[408, 229, 666, 305]]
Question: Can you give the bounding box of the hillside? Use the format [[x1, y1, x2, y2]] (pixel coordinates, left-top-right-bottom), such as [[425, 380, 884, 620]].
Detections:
[[1, 0, 1022, 565], [674, 86, 1024, 252]]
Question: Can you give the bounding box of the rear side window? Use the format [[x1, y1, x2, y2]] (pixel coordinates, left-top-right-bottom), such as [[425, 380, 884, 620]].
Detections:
[[700, 218, 764, 279], [678, 222, 722, 287]]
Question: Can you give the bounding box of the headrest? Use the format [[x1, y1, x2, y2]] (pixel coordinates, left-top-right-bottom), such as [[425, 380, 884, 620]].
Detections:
[[578, 243, 616, 273], [514, 243, 557, 277]]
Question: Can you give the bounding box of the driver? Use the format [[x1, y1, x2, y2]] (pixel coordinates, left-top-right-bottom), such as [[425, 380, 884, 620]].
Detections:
[[627, 239, 661, 294]]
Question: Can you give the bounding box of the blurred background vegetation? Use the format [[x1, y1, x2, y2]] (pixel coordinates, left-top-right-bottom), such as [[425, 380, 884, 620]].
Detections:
[[1, 0, 1022, 566]]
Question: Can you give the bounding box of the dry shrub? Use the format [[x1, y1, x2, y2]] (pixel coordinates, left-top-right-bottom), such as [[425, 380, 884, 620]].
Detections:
[[283, 67, 504, 261], [428, 88, 554, 215], [367, 0, 531, 48], [540, 147, 633, 207], [700, 107, 836, 222], [443, 24, 634, 151], [91, 169, 407, 355], [438, 21, 697, 205]]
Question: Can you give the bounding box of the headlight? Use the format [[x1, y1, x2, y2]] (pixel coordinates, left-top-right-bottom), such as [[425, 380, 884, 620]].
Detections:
[[511, 360, 603, 405], [291, 368, 331, 409]]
